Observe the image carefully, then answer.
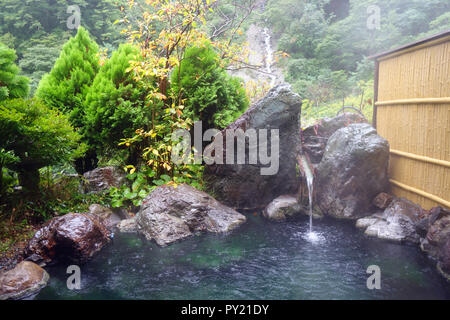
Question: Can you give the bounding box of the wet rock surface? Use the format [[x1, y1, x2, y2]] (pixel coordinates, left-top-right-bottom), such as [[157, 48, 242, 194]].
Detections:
[[0, 261, 49, 300], [418, 207, 450, 277], [87, 204, 123, 230], [117, 218, 137, 233], [82, 166, 125, 193], [315, 123, 389, 219], [357, 198, 423, 243], [25, 213, 111, 265], [302, 113, 367, 165], [136, 184, 247, 246], [204, 84, 302, 210], [372, 192, 395, 210], [263, 195, 302, 221]]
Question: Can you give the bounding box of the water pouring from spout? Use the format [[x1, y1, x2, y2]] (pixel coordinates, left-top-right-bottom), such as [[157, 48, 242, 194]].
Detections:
[[300, 154, 324, 244]]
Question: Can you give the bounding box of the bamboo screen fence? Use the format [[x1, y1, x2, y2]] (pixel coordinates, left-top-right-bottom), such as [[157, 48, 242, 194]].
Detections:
[[371, 30, 450, 210]]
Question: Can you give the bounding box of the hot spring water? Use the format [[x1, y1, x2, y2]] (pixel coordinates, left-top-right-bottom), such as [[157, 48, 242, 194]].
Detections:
[[300, 154, 323, 243], [36, 215, 450, 300]]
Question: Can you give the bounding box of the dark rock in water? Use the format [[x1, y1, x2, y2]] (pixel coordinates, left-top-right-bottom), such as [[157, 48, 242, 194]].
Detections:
[[302, 113, 367, 165], [316, 123, 389, 219], [440, 237, 450, 277], [356, 198, 423, 243], [25, 213, 111, 265], [204, 84, 302, 210], [372, 192, 395, 210], [419, 207, 450, 277], [263, 195, 302, 221], [0, 261, 49, 300], [136, 184, 247, 246], [441, 237, 450, 277], [415, 206, 447, 238], [82, 166, 125, 193]]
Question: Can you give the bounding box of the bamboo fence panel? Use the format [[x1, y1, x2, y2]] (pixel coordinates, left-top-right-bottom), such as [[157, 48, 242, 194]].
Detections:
[[375, 36, 450, 210]]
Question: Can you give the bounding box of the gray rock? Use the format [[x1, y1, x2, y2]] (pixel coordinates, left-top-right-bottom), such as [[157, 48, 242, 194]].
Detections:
[[88, 204, 122, 230], [263, 195, 302, 221], [82, 166, 125, 193], [356, 198, 422, 243], [356, 217, 380, 229], [302, 113, 367, 165], [315, 123, 390, 219], [204, 83, 302, 210], [136, 184, 247, 246], [117, 218, 137, 233], [419, 207, 450, 276], [0, 261, 49, 300]]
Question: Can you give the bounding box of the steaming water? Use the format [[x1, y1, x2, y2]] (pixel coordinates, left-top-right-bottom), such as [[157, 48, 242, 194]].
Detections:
[[36, 215, 450, 300]]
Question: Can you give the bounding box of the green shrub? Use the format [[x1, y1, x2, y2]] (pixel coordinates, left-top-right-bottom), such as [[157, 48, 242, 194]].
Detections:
[[84, 44, 151, 162], [0, 98, 85, 193], [0, 42, 29, 102], [171, 44, 248, 130]]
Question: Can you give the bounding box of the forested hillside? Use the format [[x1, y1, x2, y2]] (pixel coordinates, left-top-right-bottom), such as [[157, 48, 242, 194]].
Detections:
[[2, 0, 448, 101], [0, 0, 125, 92], [262, 0, 450, 121]]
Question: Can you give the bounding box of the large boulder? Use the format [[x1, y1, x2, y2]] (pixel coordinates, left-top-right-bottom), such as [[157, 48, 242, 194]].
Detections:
[[82, 166, 125, 193], [356, 198, 423, 243], [26, 213, 111, 265], [418, 207, 450, 278], [302, 113, 367, 165], [315, 123, 390, 219], [204, 84, 302, 210], [0, 261, 49, 300], [136, 184, 247, 246], [263, 195, 302, 221]]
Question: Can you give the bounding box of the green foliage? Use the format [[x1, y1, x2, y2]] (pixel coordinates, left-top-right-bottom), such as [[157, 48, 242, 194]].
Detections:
[[0, 0, 125, 58], [109, 164, 203, 209], [301, 80, 374, 128], [0, 98, 85, 192], [84, 44, 150, 160], [264, 0, 450, 105], [36, 27, 100, 128], [171, 44, 249, 130], [0, 149, 19, 194], [19, 44, 61, 95], [0, 42, 29, 101]]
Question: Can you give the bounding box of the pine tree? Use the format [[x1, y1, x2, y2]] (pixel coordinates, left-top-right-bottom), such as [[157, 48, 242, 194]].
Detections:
[[84, 44, 150, 163], [36, 27, 100, 128], [36, 27, 100, 173], [0, 42, 29, 102]]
